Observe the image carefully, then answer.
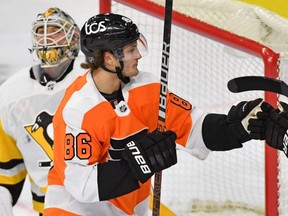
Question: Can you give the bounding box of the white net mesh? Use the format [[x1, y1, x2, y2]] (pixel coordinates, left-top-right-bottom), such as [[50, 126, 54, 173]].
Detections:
[[150, 0, 288, 53]]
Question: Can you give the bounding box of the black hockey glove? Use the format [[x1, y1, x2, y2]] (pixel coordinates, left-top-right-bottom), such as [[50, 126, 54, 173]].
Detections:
[[122, 130, 177, 183], [265, 102, 288, 158], [227, 98, 273, 143]]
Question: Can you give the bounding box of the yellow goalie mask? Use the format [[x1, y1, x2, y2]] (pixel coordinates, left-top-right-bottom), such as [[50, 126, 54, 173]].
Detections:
[[30, 7, 80, 85]]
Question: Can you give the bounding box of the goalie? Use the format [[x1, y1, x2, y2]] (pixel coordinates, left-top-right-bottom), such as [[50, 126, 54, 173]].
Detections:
[[43, 13, 277, 216], [0, 7, 85, 216]]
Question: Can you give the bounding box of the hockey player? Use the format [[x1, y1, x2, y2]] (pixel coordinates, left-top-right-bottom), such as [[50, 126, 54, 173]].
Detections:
[[43, 13, 273, 216], [0, 7, 84, 216]]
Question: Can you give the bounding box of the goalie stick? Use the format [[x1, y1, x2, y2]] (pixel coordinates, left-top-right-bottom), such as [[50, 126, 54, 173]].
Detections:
[[153, 0, 173, 215], [227, 76, 288, 97]]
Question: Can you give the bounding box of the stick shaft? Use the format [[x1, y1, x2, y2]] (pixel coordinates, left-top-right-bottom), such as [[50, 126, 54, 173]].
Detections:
[[153, 0, 173, 215]]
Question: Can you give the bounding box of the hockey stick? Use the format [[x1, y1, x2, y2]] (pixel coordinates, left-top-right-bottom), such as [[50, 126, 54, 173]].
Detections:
[[153, 0, 173, 215], [227, 76, 288, 97], [228, 76, 288, 158]]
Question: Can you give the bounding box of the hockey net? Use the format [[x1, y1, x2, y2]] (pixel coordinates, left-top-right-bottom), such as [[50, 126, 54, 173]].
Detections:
[[99, 0, 288, 215]]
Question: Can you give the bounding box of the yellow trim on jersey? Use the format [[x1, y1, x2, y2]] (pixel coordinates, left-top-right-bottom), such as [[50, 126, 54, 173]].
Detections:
[[32, 200, 44, 214], [149, 194, 176, 216], [0, 120, 22, 162], [28, 176, 45, 213], [40, 186, 48, 193], [28, 175, 48, 193], [238, 0, 288, 18], [0, 169, 27, 184]]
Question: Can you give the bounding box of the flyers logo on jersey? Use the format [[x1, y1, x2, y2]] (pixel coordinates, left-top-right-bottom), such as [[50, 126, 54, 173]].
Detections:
[[24, 111, 54, 161]]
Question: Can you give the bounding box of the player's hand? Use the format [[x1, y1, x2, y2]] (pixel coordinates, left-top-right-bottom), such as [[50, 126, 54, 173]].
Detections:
[[265, 101, 288, 157], [0, 186, 13, 216], [122, 130, 177, 183], [227, 98, 273, 143]]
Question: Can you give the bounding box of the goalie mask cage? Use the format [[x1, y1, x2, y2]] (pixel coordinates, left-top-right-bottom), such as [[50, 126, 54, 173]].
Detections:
[[99, 0, 288, 215]]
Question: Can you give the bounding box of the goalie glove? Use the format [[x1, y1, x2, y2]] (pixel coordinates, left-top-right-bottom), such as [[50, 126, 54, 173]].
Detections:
[[227, 98, 273, 143], [265, 101, 288, 157], [122, 130, 177, 183], [0, 186, 13, 216]]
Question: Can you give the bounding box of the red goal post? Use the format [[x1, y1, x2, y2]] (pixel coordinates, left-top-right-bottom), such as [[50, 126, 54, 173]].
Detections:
[[99, 1, 287, 215]]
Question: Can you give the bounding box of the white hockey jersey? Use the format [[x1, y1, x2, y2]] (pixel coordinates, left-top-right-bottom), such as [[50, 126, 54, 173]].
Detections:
[[0, 57, 86, 214]]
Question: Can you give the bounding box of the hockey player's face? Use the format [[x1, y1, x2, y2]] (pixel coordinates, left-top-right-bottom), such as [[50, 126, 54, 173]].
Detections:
[[121, 42, 141, 77], [35, 26, 67, 46]]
